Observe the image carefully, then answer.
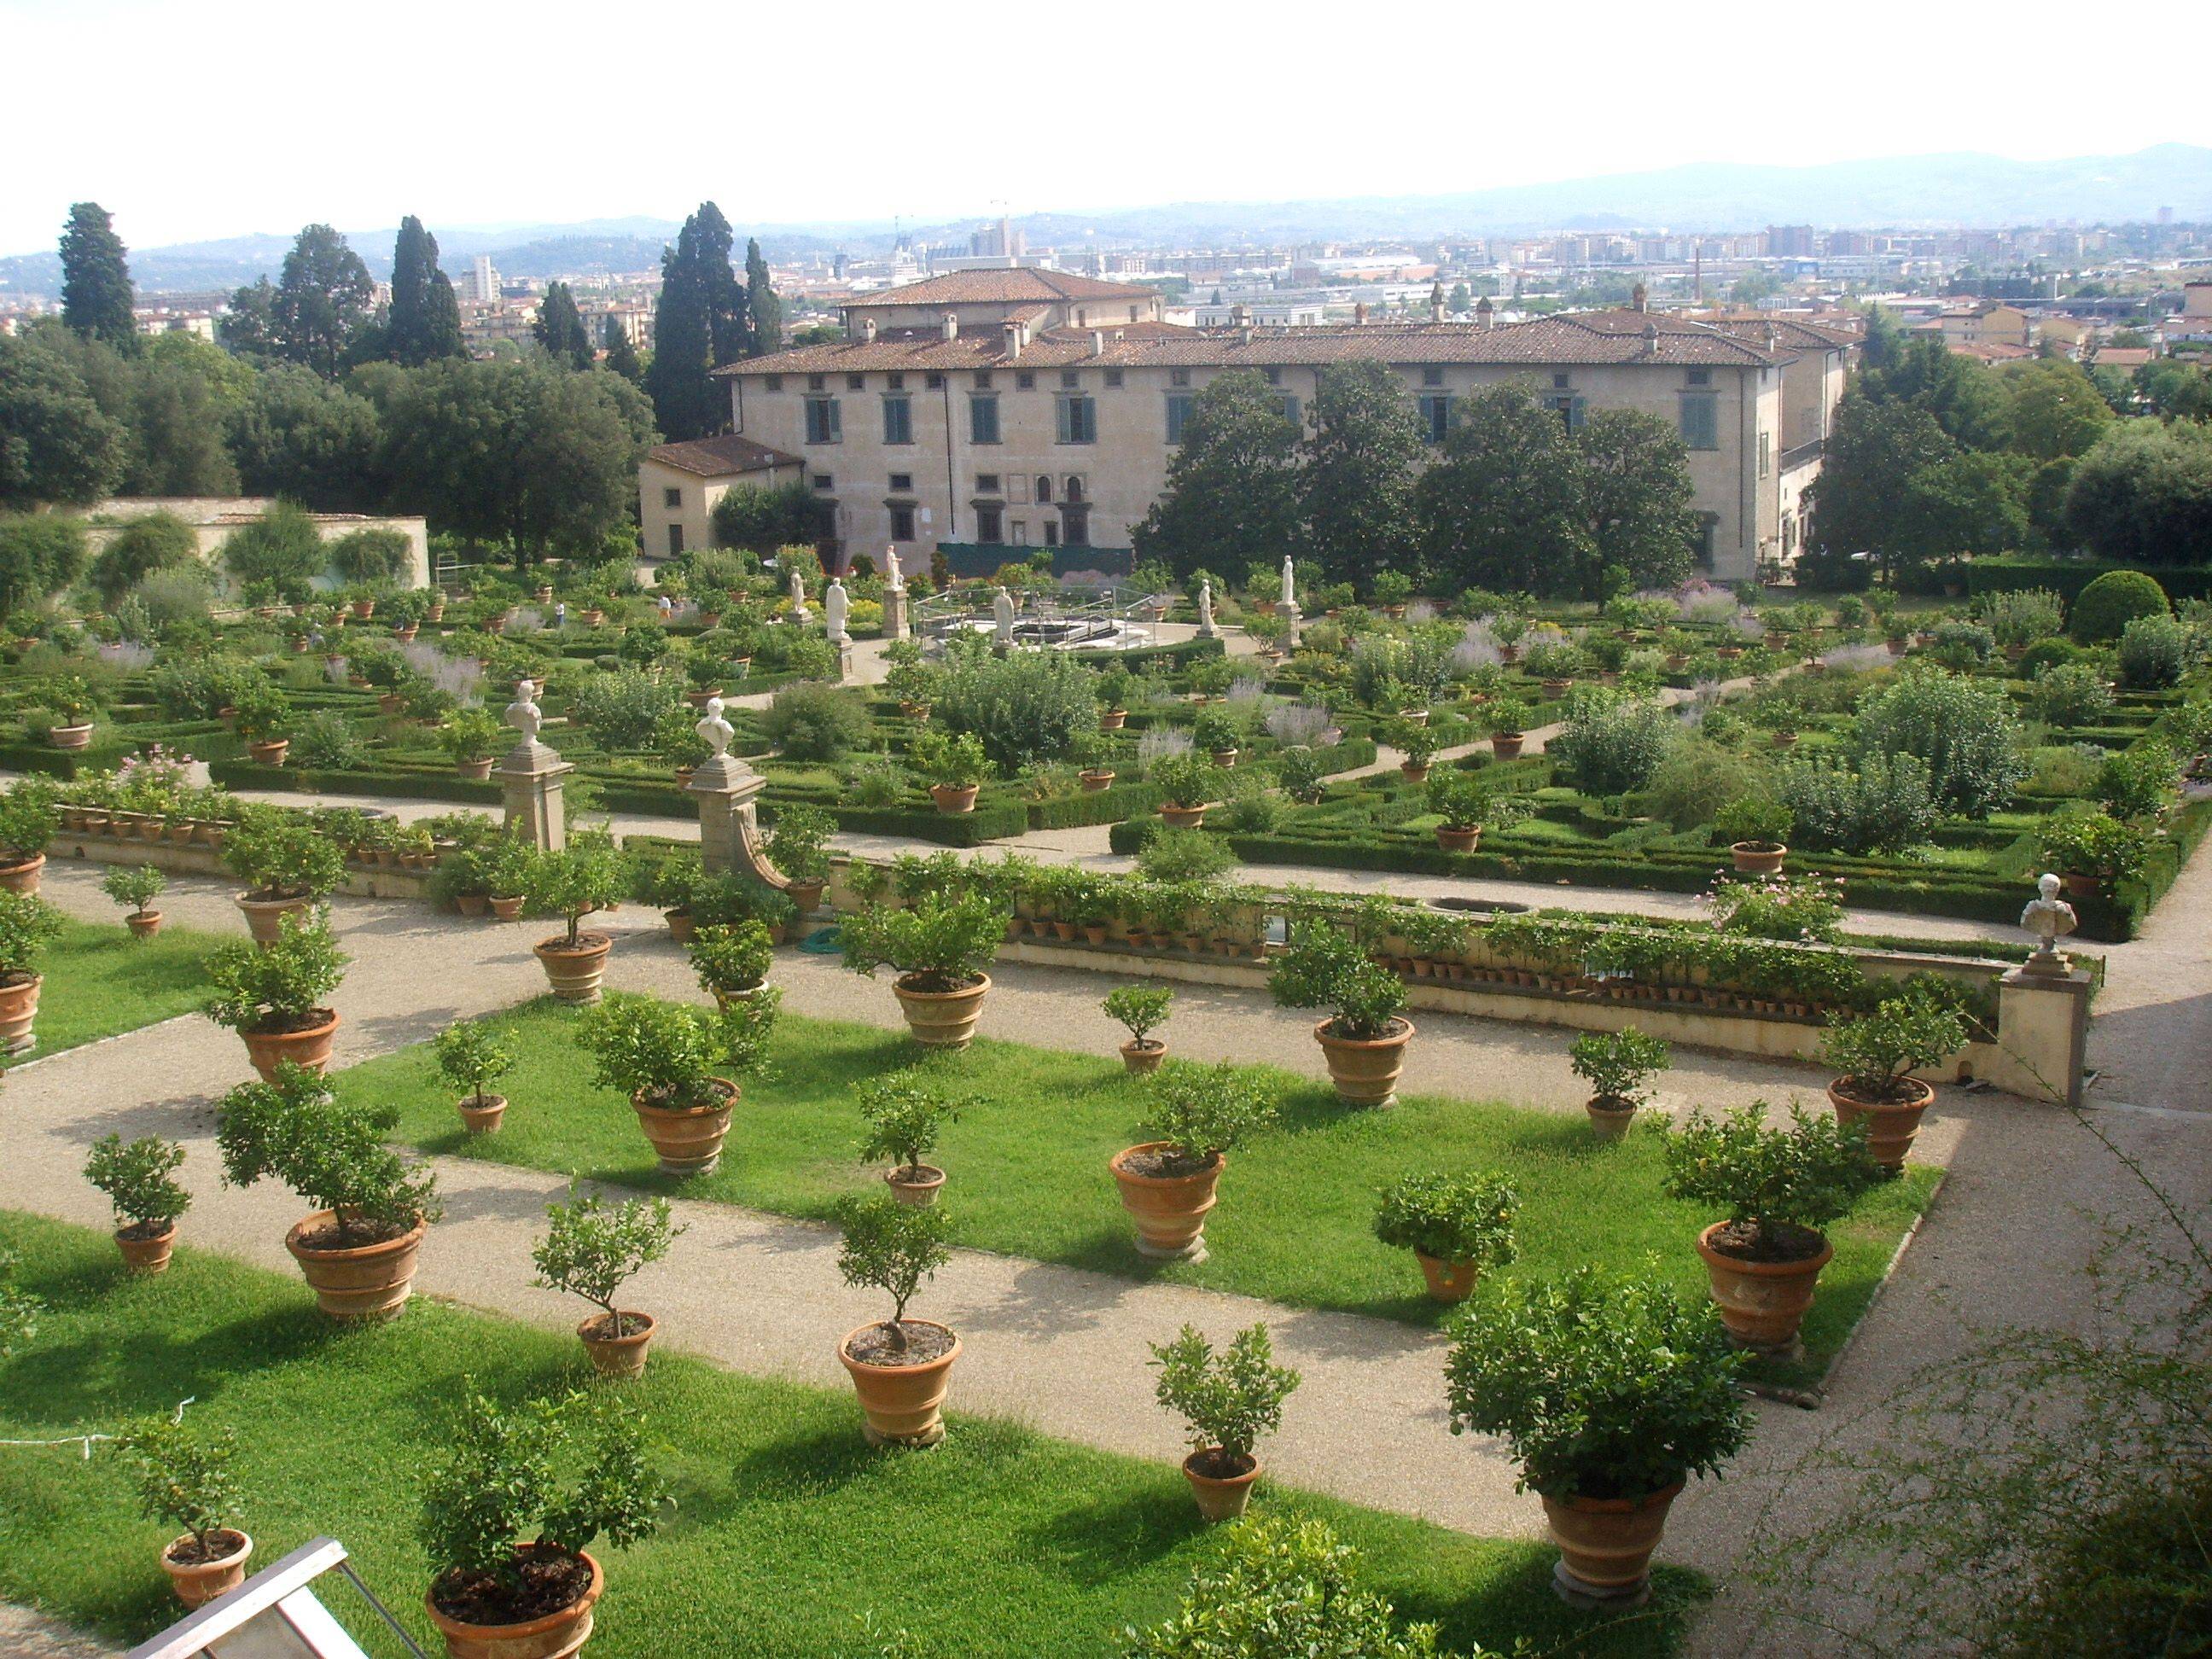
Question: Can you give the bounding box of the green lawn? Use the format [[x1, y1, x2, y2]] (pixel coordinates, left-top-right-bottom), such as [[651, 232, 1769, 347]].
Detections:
[[0, 1211, 1698, 1658], [345, 999, 1937, 1388], [13, 913, 228, 1063]]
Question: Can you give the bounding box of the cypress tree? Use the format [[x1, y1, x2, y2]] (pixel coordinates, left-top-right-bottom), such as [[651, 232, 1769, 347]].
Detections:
[[644, 214, 718, 440], [602, 315, 643, 383], [387, 216, 464, 364], [690, 202, 753, 367], [59, 203, 137, 352], [533, 282, 593, 370], [746, 238, 783, 355]]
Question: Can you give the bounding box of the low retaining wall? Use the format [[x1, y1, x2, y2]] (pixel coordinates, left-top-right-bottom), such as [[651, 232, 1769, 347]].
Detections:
[[47, 834, 435, 902]]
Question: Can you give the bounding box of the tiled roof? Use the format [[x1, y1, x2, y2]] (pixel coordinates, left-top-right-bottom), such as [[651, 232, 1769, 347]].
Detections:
[[643, 434, 802, 476], [719, 309, 1787, 378], [1697, 313, 1860, 352], [839, 269, 1158, 308]]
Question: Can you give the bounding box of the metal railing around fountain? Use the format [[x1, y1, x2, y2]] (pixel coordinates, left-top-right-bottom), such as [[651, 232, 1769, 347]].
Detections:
[[911, 585, 1166, 651]]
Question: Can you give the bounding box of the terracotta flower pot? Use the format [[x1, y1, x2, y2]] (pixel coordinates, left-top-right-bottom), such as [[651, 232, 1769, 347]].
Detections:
[[929, 783, 979, 816], [1586, 1096, 1638, 1142], [631, 1079, 737, 1174], [1120, 1037, 1167, 1074], [125, 909, 164, 940], [664, 908, 697, 945], [489, 894, 525, 921], [2059, 870, 2101, 899], [1313, 1016, 1414, 1108], [457, 1092, 507, 1133], [236, 891, 316, 945], [49, 723, 95, 750], [162, 1529, 253, 1610], [1435, 825, 1480, 853], [579, 1310, 656, 1379], [1827, 1075, 1936, 1169], [1400, 760, 1431, 784], [1541, 1484, 1682, 1605], [241, 1009, 340, 1081], [788, 877, 827, 916], [1159, 803, 1208, 829], [1696, 1221, 1832, 1353], [116, 1222, 177, 1274], [1415, 1251, 1479, 1304], [1730, 841, 1787, 875], [394, 625, 419, 642], [1100, 708, 1127, 731], [886, 1163, 946, 1207], [247, 738, 290, 765], [1491, 734, 1525, 760], [285, 1210, 425, 1319], [534, 934, 613, 1004], [0, 972, 41, 1054], [1212, 748, 1239, 769], [454, 893, 490, 917], [1109, 1142, 1222, 1261], [426, 1548, 602, 1659], [1183, 1450, 1260, 1522], [1080, 769, 1115, 792], [0, 852, 44, 896], [891, 973, 989, 1049], [377, 693, 408, 715], [839, 1319, 961, 1447], [455, 756, 495, 781]]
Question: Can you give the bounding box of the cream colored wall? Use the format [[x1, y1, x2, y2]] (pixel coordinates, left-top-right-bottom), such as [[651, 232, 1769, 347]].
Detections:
[[637, 458, 803, 559], [84, 501, 430, 590]]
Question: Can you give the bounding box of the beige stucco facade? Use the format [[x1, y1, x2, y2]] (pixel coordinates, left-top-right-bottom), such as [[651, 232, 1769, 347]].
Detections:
[[634, 435, 805, 561]]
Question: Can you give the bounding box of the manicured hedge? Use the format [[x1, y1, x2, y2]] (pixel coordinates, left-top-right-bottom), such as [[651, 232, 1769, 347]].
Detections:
[[1901, 559, 2212, 603], [1027, 780, 1162, 830]]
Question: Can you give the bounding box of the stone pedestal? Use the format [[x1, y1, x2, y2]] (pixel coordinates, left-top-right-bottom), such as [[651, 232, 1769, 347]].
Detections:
[[1280, 602, 1302, 651], [496, 740, 573, 852], [1984, 965, 2093, 1107], [882, 587, 910, 641], [832, 637, 855, 682], [688, 752, 781, 887]]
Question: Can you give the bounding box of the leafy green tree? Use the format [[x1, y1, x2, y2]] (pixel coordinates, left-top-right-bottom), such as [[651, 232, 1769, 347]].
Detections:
[[270, 224, 376, 379], [90, 510, 198, 603], [1577, 407, 1698, 591], [2003, 358, 2114, 463], [691, 203, 754, 369], [218, 276, 280, 358], [58, 202, 137, 352], [1416, 380, 1591, 596], [222, 500, 327, 590], [228, 365, 385, 510], [1298, 359, 1422, 591], [1447, 281, 1472, 314], [746, 237, 782, 354], [2064, 421, 2212, 566], [1896, 451, 2030, 562], [0, 332, 124, 508], [0, 515, 90, 614], [1803, 394, 1959, 579], [2135, 360, 2212, 423], [384, 216, 464, 366], [533, 282, 594, 370], [602, 315, 643, 383], [1863, 335, 2013, 450], [1132, 370, 1300, 582], [124, 347, 240, 495]]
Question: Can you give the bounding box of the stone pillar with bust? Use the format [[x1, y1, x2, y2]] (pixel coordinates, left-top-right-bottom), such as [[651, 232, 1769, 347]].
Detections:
[[494, 680, 571, 853], [882, 546, 910, 641], [1980, 874, 2093, 1107], [1278, 554, 1302, 650], [687, 696, 797, 903]]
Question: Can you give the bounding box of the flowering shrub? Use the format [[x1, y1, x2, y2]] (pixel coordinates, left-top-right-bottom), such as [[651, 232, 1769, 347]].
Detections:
[[1779, 754, 1937, 854], [1708, 872, 1846, 944], [1854, 670, 2026, 820]]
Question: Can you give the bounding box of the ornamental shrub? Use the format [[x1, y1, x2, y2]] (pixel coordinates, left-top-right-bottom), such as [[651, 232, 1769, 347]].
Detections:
[[1664, 1103, 1879, 1257], [0, 777, 55, 864], [934, 635, 1098, 771], [1819, 988, 1969, 1104], [576, 992, 742, 1111], [834, 1190, 952, 1342], [2115, 614, 2190, 690], [1371, 1172, 1517, 1267], [1641, 741, 1772, 833], [521, 838, 626, 946], [856, 1071, 962, 1178], [532, 1183, 684, 1336], [115, 1414, 240, 1561], [83, 1133, 190, 1232], [1135, 826, 1236, 884], [1103, 983, 1174, 1047], [1150, 1322, 1301, 1472], [2095, 738, 2180, 820], [1977, 586, 2065, 649], [2017, 637, 2082, 678], [2038, 806, 2151, 882], [1853, 670, 2026, 819], [90, 511, 199, 605], [2069, 569, 2168, 644], [1546, 687, 1677, 795], [215, 1062, 440, 1242], [328, 527, 411, 587], [222, 812, 347, 900], [2029, 661, 2115, 727], [289, 708, 369, 771], [838, 890, 1004, 992], [100, 862, 166, 919], [568, 667, 678, 751], [433, 1021, 515, 1107], [1778, 753, 1936, 854], [759, 681, 870, 762], [687, 920, 774, 997], [1150, 753, 1225, 810], [204, 910, 348, 1030], [1268, 918, 1406, 1040], [764, 806, 836, 883], [1138, 1061, 1277, 1169], [911, 728, 991, 788], [1568, 1027, 1673, 1109]]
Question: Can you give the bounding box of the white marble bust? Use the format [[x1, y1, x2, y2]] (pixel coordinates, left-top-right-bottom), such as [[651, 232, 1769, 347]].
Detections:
[[695, 696, 733, 760]]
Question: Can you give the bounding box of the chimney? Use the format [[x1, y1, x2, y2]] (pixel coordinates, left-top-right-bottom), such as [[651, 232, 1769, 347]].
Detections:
[[1642, 319, 1661, 358], [861, 317, 878, 342], [1429, 281, 1446, 323], [1001, 318, 1024, 361], [1353, 301, 1368, 326], [1091, 329, 1106, 357], [1475, 295, 1495, 331], [1765, 323, 1779, 354], [940, 311, 958, 341], [1631, 282, 1648, 313], [1231, 303, 1250, 329]]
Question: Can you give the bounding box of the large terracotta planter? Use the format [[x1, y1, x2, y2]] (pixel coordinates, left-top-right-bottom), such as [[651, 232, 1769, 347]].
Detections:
[[240, 1009, 340, 1081], [1696, 1223, 1832, 1353], [1730, 841, 1787, 875], [0, 972, 39, 1054], [1414, 1251, 1480, 1304], [116, 1223, 178, 1274], [579, 1310, 656, 1379], [1827, 1075, 1935, 1169], [247, 738, 290, 766], [663, 908, 697, 946], [489, 894, 526, 921], [1183, 1450, 1260, 1522], [839, 1319, 960, 1447], [787, 877, 827, 916], [630, 1079, 736, 1174], [162, 1529, 253, 1610], [1586, 1096, 1639, 1142], [1399, 760, 1431, 784], [891, 973, 989, 1049], [929, 783, 979, 816], [427, 1549, 602, 1659], [126, 909, 165, 940], [236, 891, 317, 945], [535, 934, 613, 1004], [1540, 1483, 1683, 1605], [457, 1092, 507, 1134], [1159, 803, 1209, 829], [886, 1163, 946, 1207], [284, 1210, 425, 1319], [1313, 1017, 1414, 1107], [1109, 1142, 1222, 1261], [49, 723, 94, 750], [1120, 1037, 1167, 1074], [1435, 826, 1480, 853], [455, 756, 495, 781], [1491, 733, 1525, 760], [0, 852, 44, 895], [1100, 708, 1127, 731]]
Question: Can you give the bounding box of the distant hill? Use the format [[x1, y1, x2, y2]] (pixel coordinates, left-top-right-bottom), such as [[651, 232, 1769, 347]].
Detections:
[[3, 145, 2207, 297]]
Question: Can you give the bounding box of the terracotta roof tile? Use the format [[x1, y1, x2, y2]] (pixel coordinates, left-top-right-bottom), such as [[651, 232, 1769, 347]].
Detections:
[[839, 269, 1158, 308], [644, 434, 802, 476]]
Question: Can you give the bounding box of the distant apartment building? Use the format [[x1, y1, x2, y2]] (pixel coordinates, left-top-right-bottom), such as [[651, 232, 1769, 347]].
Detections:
[[710, 270, 1854, 582], [460, 255, 501, 306]]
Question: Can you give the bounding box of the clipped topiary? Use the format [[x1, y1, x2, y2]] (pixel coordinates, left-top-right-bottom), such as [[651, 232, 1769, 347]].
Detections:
[[2069, 569, 2168, 645]]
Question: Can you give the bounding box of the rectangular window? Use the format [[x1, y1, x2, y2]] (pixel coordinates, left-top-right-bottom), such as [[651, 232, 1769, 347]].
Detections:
[[1679, 393, 1720, 451], [667, 522, 684, 555], [1543, 394, 1585, 434], [1686, 369, 1711, 387], [1062, 507, 1090, 547], [1165, 392, 1196, 445], [1057, 394, 1097, 444], [1278, 395, 1301, 426], [1263, 367, 1281, 385], [846, 373, 865, 391], [886, 372, 905, 390], [889, 504, 916, 541], [1060, 370, 1080, 388], [1170, 368, 1191, 387], [812, 473, 833, 491], [807, 374, 825, 392], [1016, 370, 1035, 390], [1044, 521, 1060, 547], [1417, 393, 1451, 443], [975, 504, 1004, 544], [1104, 369, 1124, 388], [975, 473, 1001, 493], [804, 397, 841, 444], [969, 393, 1000, 445], [889, 472, 913, 492], [1551, 372, 1570, 390], [925, 372, 944, 389], [1422, 367, 1444, 387], [882, 394, 912, 445], [662, 486, 682, 509], [973, 371, 993, 388], [764, 375, 783, 392], [1758, 431, 1772, 478]]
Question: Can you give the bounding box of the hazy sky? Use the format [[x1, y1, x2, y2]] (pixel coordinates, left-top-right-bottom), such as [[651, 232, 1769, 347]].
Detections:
[[5, 0, 2208, 256]]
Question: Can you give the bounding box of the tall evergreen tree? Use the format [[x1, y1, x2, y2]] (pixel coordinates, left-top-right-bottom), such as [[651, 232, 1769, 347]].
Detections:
[[690, 202, 754, 366], [270, 225, 376, 380], [1132, 370, 1301, 582], [602, 315, 643, 383], [218, 276, 280, 358], [746, 238, 783, 355], [1298, 360, 1422, 591], [645, 214, 719, 440], [1416, 381, 1592, 596], [387, 216, 464, 365], [533, 282, 594, 370], [59, 202, 137, 352]]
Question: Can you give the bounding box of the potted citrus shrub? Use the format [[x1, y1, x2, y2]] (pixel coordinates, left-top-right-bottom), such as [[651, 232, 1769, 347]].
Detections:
[[578, 992, 754, 1176], [0, 777, 55, 894], [858, 1071, 961, 1207], [915, 729, 990, 815], [1820, 987, 1966, 1169], [1568, 1028, 1673, 1142], [102, 863, 168, 939], [688, 919, 775, 1008], [1392, 719, 1442, 785], [1446, 1268, 1751, 1607], [1104, 982, 1174, 1074], [765, 805, 835, 914], [839, 888, 1003, 1048], [205, 909, 348, 1079], [483, 837, 531, 922], [434, 1019, 516, 1134], [532, 1182, 686, 1378], [84, 1132, 191, 1274], [1371, 1172, 1517, 1304], [115, 1413, 251, 1608], [1485, 697, 1533, 760], [439, 707, 508, 782], [834, 1191, 958, 1447], [0, 890, 59, 1055], [214, 1063, 441, 1318], [1150, 1322, 1301, 1522], [44, 675, 101, 750], [1151, 753, 1225, 830], [1424, 768, 1490, 853], [419, 1388, 665, 1659], [1110, 1061, 1277, 1262], [233, 683, 294, 765], [1268, 919, 1414, 1107], [1663, 1102, 1880, 1354], [222, 812, 346, 942], [523, 838, 626, 1003], [1718, 796, 1791, 876], [1194, 707, 1242, 769]]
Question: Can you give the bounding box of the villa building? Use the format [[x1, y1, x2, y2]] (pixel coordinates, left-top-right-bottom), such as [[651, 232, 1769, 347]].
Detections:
[[710, 270, 1854, 582]]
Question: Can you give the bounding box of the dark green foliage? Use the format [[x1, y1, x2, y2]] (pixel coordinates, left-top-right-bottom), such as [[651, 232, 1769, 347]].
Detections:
[[760, 682, 870, 762], [1299, 360, 1423, 589], [88, 512, 194, 604], [222, 500, 326, 590], [932, 637, 1097, 771], [1417, 381, 1591, 597], [0, 332, 125, 509], [228, 365, 385, 511], [1778, 753, 1937, 853], [1663, 1103, 1879, 1252], [533, 282, 594, 370], [602, 316, 643, 383], [265, 224, 376, 379], [2064, 420, 2212, 566], [1853, 671, 2026, 818], [0, 513, 89, 614], [2069, 568, 2170, 643], [1132, 371, 1301, 581], [709, 481, 824, 552], [1546, 688, 1677, 795], [383, 217, 464, 367], [58, 203, 136, 351]]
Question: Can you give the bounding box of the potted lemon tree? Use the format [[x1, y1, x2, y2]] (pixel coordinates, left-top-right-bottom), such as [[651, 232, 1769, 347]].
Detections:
[[859, 1071, 962, 1207], [0, 777, 55, 894], [1820, 988, 1967, 1168], [523, 838, 627, 1003], [1110, 1061, 1277, 1263], [1268, 919, 1413, 1107], [834, 1191, 958, 1447], [84, 1133, 191, 1274], [1371, 1172, 1517, 1304], [222, 812, 346, 942], [1150, 1322, 1301, 1522], [532, 1183, 686, 1378], [1103, 982, 1174, 1073], [0, 890, 60, 1056], [839, 888, 1004, 1048], [116, 1412, 251, 1609], [205, 910, 348, 1079], [434, 1020, 516, 1134], [577, 993, 755, 1176], [101, 864, 169, 939], [1568, 1028, 1672, 1142]]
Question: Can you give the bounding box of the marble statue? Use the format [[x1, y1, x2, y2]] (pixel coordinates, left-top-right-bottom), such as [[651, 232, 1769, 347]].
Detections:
[[788, 564, 810, 620], [824, 577, 850, 643], [992, 585, 1016, 647], [2020, 872, 2079, 975], [884, 546, 905, 592], [695, 696, 734, 760], [1196, 578, 1217, 637], [504, 679, 544, 744], [1279, 554, 1297, 610]]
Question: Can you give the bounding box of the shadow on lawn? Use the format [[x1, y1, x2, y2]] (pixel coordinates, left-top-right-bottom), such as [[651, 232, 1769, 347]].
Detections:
[[1016, 1483, 1198, 1585]]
